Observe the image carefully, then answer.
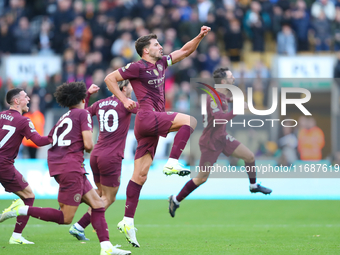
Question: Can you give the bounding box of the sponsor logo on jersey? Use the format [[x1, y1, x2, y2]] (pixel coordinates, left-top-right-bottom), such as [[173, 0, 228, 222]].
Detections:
[[22, 176, 27, 184], [157, 64, 163, 71], [146, 70, 152, 75], [153, 69, 159, 76], [167, 111, 174, 115], [87, 114, 92, 124], [148, 74, 165, 87]]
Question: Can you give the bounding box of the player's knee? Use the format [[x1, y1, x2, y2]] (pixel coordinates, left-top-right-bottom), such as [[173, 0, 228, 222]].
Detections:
[[138, 175, 147, 185], [246, 153, 255, 163], [95, 189, 102, 197], [23, 192, 35, 200], [105, 195, 116, 207], [22, 186, 35, 199], [190, 116, 197, 130], [109, 196, 116, 205], [95, 198, 105, 209], [63, 215, 74, 225], [197, 177, 208, 185]]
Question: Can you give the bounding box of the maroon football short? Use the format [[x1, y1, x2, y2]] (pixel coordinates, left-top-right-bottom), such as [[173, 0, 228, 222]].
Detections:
[[0, 164, 29, 193], [90, 154, 122, 187], [134, 110, 178, 160], [199, 135, 241, 168], [54, 172, 93, 206]]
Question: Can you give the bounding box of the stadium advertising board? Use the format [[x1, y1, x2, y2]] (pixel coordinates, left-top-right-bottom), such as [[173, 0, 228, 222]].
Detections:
[[3, 55, 62, 86]]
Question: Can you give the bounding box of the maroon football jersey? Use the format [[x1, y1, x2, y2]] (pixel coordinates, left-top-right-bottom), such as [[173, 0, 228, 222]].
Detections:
[[86, 96, 137, 158], [0, 109, 38, 164], [118, 55, 172, 112], [48, 108, 93, 176], [199, 91, 236, 150]]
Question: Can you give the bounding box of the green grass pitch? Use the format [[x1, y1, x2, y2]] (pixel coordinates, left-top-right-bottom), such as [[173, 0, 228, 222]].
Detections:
[[0, 199, 339, 255]]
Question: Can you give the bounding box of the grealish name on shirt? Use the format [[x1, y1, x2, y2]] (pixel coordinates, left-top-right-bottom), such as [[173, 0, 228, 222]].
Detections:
[[99, 100, 118, 108], [0, 114, 14, 121]]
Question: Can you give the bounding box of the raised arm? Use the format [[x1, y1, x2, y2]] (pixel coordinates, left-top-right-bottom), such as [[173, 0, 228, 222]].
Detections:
[[104, 70, 136, 110], [170, 26, 211, 65], [85, 84, 100, 110]]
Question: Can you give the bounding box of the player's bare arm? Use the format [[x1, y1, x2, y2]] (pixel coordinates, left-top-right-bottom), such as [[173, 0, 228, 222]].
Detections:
[[170, 26, 211, 64], [104, 70, 136, 110], [82, 130, 93, 153]]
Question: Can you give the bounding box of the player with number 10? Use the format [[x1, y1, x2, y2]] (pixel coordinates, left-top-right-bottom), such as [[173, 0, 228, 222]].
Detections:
[[69, 80, 138, 241]]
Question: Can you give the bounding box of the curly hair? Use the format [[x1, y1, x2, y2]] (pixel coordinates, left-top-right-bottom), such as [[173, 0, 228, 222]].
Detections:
[[54, 81, 87, 108]]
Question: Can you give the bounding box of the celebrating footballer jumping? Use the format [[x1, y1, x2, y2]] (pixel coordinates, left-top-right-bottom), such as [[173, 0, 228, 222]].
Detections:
[[104, 25, 211, 247]]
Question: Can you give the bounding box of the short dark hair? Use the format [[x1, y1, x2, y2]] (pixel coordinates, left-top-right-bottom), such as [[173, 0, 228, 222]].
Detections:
[[213, 67, 230, 83], [118, 80, 129, 91], [6, 88, 24, 105], [54, 81, 87, 108], [135, 34, 157, 57]]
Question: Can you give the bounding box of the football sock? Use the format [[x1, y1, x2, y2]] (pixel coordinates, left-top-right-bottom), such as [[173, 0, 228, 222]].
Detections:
[[91, 207, 109, 242], [100, 241, 112, 249], [124, 180, 142, 218], [176, 179, 198, 202], [245, 161, 256, 184], [172, 195, 180, 205], [27, 207, 64, 224], [74, 222, 85, 231], [169, 125, 194, 159], [14, 197, 34, 234], [11, 232, 22, 239], [250, 183, 258, 189], [77, 212, 91, 230], [166, 158, 178, 165]]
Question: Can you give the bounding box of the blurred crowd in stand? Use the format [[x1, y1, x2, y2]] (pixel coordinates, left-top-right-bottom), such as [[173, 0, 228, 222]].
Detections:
[[0, 0, 333, 160]]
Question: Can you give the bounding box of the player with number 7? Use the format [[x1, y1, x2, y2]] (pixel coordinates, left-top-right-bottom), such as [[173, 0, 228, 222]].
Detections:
[[0, 88, 51, 245]]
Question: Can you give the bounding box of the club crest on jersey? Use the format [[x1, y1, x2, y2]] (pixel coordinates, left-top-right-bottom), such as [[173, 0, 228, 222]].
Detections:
[[153, 69, 159, 76], [157, 64, 163, 71]]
